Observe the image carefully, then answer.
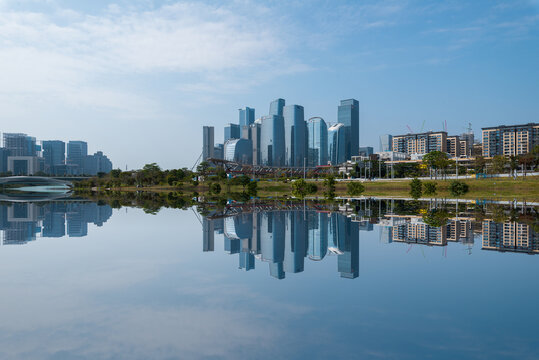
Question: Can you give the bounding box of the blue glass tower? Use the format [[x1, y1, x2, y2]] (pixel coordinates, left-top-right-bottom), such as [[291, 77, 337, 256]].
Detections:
[[42, 140, 65, 174], [224, 123, 240, 143], [307, 117, 328, 167], [283, 105, 307, 167], [269, 98, 285, 117], [337, 99, 359, 160], [260, 115, 285, 166], [224, 138, 252, 164], [328, 123, 346, 165], [67, 141, 88, 175], [239, 107, 255, 127]]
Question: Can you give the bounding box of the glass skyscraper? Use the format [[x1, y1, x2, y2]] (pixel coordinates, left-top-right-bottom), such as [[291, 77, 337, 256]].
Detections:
[[283, 105, 307, 167], [239, 107, 255, 127], [202, 126, 214, 161], [337, 99, 359, 160], [67, 141, 88, 175], [260, 115, 285, 166], [379, 134, 393, 152], [224, 123, 240, 143], [328, 123, 346, 165], [307, 117, 328, 167], [269, 98, 285, 117], [42, 140, 65, 174], [3, 133, 37, 156], [250, 121, 262, 165]]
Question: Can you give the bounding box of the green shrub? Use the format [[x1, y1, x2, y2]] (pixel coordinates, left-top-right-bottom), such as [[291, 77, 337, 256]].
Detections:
[[423, 182, 437, 196], [409, 178, 422, 199], [449, 180, 469, 197], [346, 182, 365, 196]]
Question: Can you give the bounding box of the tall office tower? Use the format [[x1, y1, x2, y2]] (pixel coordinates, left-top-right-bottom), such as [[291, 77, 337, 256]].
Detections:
[[260, 212, 286, 279], [202, 126, 214, 161], [269, 98, 285, 117], [202, 217, 215, 252], [213, 143, 224, 160], [3, 133, 37, 156], [224, 123, 240, 143], [42, 140, 65, 174], [67, 141, 88, 175], [224, 138, 253, 164], [0, 148, 8, 173], [328, 123, 346, 165], [482, 123, 539, 157], [239, 251, 255, 271], [283, 211, 307, 274], [308, 213, 329, 260], [283, 105, 307, 167], [250, 121, 262, 165], [260, 115, 285, 166], [337, 99, 359, 160], [331, 213, 359, 279], [239, 107, 255, 127], [307, 117, 328, 167], [379, 134, 393, 152]]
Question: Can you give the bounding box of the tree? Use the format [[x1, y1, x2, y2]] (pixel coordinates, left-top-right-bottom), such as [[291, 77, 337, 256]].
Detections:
[[449, 180, 469, 197], [247, 181, 258, 196], [209, 183, 221, 194], [423, 181, 437, 196], [423, 151, 449, 179], [196, 161, 210, 176], [323, 175, 336, 199], [519, 153, 534, 176], [346, 182, 365, 196], [422, 209, 450, 227], [110, 169, 122, 178], [292, 179, 318, 198], [510, 156, 519, 178], [473, 156, 487, 174], [492, 155, 508, 174], [409, 178, 422, 199]]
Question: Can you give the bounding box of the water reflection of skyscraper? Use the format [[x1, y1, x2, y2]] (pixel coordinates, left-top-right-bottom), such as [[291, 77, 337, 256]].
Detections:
[[0, 202, 113, 245], [204, 210, 360, 280]]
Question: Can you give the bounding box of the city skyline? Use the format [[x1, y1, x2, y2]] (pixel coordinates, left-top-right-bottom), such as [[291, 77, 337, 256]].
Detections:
[[0, 1, 537, 169]]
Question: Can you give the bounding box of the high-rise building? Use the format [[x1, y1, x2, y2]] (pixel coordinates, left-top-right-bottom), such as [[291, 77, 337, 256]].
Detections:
[[67, 141, 88, 175], [213, 143, 224, 160], [260, 115, 285, 166], [202, 126, 214, 161], [2, 133, 37, 156], [359, 147, 373, 157], [379, 134, 393, 152], [482, 123, 539, 158], [84, 151, 112, 175], [328, 123, 346, 165], [446, 135, 461, 158], [0, 148, 8, 173], [283, 105, 307, 167], [224, 123, 240, 143], [42, 140, 65, 174], [239, 107, 255, 127], [392, 131, 447, 155], [250, 121, 262, 166], [337, 99, 359, 160], [307, 117, 328, 167], [269, 98, 285, 117], [224, 138, 252, 164]]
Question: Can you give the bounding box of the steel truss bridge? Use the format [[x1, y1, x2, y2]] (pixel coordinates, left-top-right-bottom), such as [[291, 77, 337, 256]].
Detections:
[[207, 158, 337, 177], [205, 201, 335, 220]]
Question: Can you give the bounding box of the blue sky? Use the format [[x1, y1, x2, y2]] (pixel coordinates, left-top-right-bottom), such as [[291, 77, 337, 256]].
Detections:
[[0, 0, 538, 169]]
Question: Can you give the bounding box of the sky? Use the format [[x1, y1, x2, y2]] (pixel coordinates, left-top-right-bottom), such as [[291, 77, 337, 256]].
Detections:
[[0, 0, 538, 170]]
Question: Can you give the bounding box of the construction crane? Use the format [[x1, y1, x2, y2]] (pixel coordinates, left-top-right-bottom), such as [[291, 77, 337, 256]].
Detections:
[[420, 120, 426, 132], [191, 151, 203, 172], [406, 125, 413, 133]]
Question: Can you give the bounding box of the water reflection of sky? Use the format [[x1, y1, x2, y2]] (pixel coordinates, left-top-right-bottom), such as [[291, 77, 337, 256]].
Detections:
[[0, 201, 537, 359]]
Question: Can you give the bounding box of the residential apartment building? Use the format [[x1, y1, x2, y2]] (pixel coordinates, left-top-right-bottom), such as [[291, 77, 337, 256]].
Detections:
[[482, 123, 539, 158], [482, 220, 539, 254], [392, 131, 447, 155]]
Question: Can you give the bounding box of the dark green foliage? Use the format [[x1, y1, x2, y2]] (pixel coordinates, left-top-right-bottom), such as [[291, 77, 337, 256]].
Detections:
[[247, 181, 258, 196], [422, 209, 450, 227], [323, 175, 336, 199], [409, 178, 422, 199], [423, 181, 437, 196], [209, 183, 221, 194], [449, 180, 469, 197], [346, 182, 365, 196], [292, 179, 317, 198]]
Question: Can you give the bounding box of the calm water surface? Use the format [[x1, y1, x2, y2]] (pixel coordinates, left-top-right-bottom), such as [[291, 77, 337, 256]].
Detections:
[[0, 199, 537, 360]]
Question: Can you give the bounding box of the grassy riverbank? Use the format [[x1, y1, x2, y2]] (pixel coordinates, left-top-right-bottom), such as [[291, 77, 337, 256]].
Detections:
[[85, 176, 539, 201]]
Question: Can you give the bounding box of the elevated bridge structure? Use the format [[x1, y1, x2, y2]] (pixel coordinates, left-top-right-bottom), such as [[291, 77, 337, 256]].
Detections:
[[207, 158, 336, 177]]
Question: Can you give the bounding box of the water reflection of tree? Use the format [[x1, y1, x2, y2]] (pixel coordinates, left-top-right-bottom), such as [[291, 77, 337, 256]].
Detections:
[[422, 209, 450, 228]]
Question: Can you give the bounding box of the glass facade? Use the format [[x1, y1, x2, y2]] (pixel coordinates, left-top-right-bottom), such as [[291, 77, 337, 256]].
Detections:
[[3, 133, 37, 157], [260, 115, 285, 166], [202, 126, 214, 161], [239, 107, 255, 127], [67, 141, 88, 175], [224, 138, 252, 164], [379, 134, 392, 152], [224, 123, 240, 143], [337, 99, 359, 160], [283, 105, 307, 167], [42, 140, 65, 174], [307, 117, 328, 167], [328, 123, 346, 165], [269, 98, 285, 117]]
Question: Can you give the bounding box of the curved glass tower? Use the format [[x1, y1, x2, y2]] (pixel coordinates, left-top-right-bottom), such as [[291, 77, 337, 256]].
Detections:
[[328, 123, 346, 165], [307, 117, 328, 167], [224, 138, 253, 164], [283, 105, 306, 167]]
